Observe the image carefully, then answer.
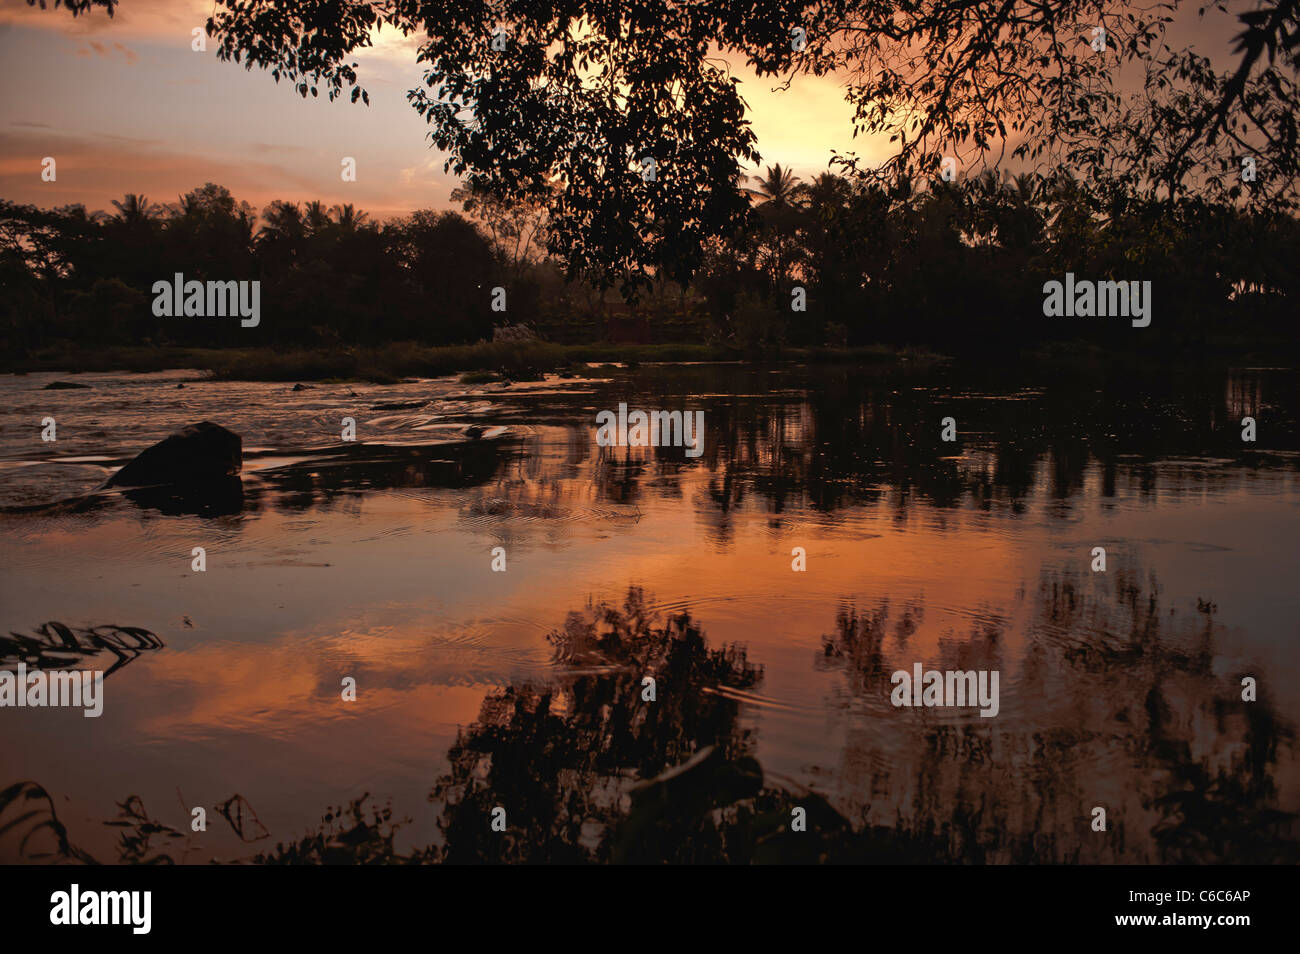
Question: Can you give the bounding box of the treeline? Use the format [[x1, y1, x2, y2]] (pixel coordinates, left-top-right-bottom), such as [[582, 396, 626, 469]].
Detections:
[[703, 166, 1299, 353], [2, 170, 1297, 358], [0, 184, 511, 353]]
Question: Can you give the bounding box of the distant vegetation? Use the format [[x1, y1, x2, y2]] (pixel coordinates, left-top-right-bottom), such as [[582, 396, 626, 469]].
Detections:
[[2, 170, 1296, 373]]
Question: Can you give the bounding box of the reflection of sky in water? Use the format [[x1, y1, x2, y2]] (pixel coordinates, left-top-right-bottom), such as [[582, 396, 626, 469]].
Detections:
[[1, 365, 1298, 862]]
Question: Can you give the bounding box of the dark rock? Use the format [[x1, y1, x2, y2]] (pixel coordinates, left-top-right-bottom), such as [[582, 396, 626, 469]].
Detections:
[[106, 421, 242, 488], [42, 381, 91, 390], [291, 383, 313, 392]]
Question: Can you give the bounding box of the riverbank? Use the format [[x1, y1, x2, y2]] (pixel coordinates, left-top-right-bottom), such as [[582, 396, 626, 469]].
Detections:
[[0, 340, 943, 382], [2, 334, 1292, 383]]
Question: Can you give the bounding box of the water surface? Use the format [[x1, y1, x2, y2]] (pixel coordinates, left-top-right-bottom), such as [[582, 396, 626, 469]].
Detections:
[[2, 362, 1298, 862]]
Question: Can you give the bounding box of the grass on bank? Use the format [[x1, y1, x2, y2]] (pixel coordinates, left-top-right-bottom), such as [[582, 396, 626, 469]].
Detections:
[[2, 340, 941, 382]]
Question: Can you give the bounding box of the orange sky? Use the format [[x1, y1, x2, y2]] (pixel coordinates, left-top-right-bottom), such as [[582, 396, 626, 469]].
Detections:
[[0, 0, 870, 221], [0, 0, 1245, 220]]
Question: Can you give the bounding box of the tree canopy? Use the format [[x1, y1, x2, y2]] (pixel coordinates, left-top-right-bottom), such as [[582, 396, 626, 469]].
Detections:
[[26, 1, 1300, 287], [143, 0, 1292, 284]]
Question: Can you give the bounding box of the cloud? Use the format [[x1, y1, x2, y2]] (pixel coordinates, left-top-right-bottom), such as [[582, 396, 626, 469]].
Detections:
[[0, 128, 454, 222], [4, 0, 422, 70], [0, 1, 888, 216], [248, 142, 308, 156], [357, 22, 424, 65], [731, 65, 886, 179], [0, 0, 210, 39], [76, 37, 136, 63]]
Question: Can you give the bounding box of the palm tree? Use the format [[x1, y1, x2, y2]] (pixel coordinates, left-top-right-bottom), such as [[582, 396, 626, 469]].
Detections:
[[745, 163, 801, 208], [959, 170, 1002, 246], [259, 200, 305, 242], [110, 193, 160, 224], [1042, 168, 1096, 254], [1010, 172, 1041, 206], [972, 169, 999, 199], [303, 200, 330, 234], [797, 172, 849, 214], [329, 203, 370, 232], [173, 192, 200, 218], [741, 164, 805, 291], [233, 206, 257, 247], [255, 201, 305, 273]]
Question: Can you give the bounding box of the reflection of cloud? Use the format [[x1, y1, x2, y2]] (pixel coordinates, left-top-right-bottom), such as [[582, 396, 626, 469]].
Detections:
[[135, 615, 520, 741]]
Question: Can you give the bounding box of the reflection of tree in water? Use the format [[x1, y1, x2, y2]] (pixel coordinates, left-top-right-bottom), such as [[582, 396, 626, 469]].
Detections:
[[431, 586, 765, 863], [5, 586, 941, 864], [427, 586, 952, 863], [0, 621, 162, 678], [574, 365, 1300, 526], [816, 601, 927, 696], [820, 568, 1298, 863], [11, 571, 1293, 864]]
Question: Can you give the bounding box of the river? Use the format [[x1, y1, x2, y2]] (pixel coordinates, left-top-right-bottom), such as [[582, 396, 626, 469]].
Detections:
[[2, 361, 1298, 862]]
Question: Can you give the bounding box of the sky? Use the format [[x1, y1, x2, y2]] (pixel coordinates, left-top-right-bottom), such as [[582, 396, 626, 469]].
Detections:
[[0, 0, 1245, 221], [0, 0, 868, 221]]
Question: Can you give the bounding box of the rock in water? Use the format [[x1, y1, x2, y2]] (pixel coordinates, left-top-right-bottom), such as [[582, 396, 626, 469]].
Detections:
[[106, 421, 242, 488]]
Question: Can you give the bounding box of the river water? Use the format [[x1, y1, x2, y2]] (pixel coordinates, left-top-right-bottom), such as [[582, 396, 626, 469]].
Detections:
[[1, 361, 1298, 862]]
